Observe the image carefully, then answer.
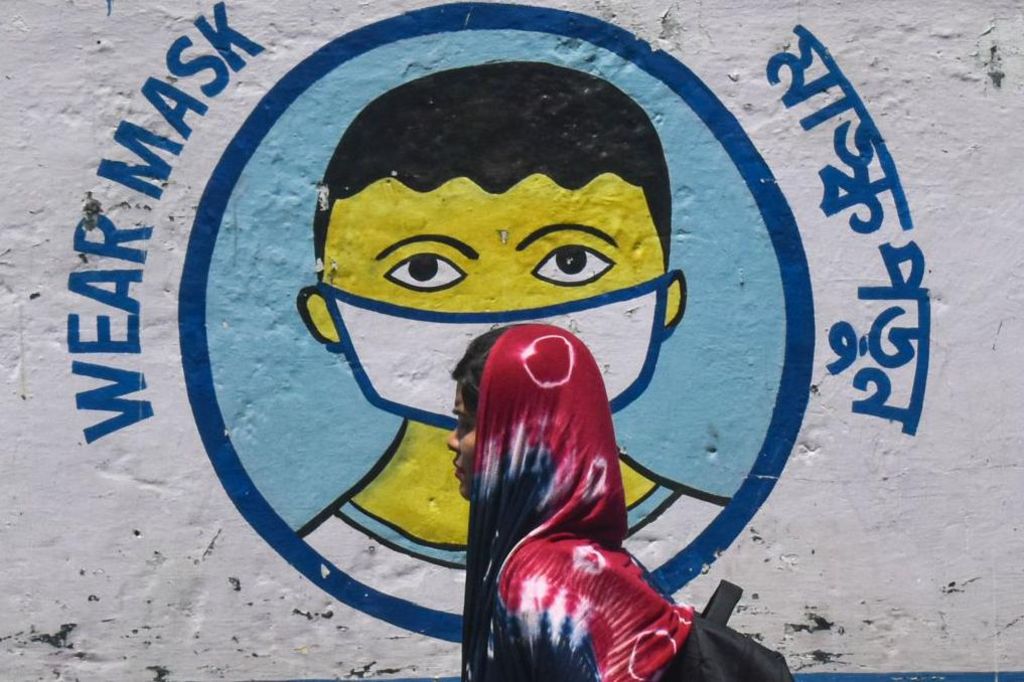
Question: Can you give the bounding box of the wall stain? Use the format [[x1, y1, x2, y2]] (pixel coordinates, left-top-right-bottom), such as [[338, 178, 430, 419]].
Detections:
[[786, 611, 841, 634], [941, 576, 980, 594], [81, 192, 102, 231], [200, 528, 223, 563], [146, 665, 171, 682], [29, 622, 77, 649], [348, 661, 377, 678], [992, 319, 1004, 350], [289, 606, 335, 621], [986, 45, 1005, 88], [658, 5, 682, 40], [810, 649, 843, 664], [793, 649, 845, 670]]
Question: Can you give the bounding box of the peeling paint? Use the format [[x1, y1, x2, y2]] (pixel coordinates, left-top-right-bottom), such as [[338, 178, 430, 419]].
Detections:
[[146, 665, 170, 682], [29, 623, 76, 649], [986, 45, 1005, 88], [941, 577, 981, 594], [200, 529, 222, 562], [786, 611, 840, 634], [81, 192, 102, 231]]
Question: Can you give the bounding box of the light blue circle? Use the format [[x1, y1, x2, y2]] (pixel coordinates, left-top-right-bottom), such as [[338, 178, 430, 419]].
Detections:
[[205, 29, 783, 554]]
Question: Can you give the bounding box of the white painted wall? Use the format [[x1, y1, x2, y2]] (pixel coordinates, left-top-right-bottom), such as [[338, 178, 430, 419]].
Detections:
[[2, 0, 1023, 679]]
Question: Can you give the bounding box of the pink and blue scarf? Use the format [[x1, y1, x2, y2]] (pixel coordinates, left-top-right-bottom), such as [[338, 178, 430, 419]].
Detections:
[[462, 324, 693, 681]]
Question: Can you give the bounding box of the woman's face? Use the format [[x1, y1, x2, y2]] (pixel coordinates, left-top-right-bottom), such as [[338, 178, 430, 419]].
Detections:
[[447, 384, 477, 500]]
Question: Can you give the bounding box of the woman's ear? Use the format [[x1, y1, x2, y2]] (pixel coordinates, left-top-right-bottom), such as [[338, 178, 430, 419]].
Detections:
[[663, 270, 687, 330], [297, 286, 341, 344]]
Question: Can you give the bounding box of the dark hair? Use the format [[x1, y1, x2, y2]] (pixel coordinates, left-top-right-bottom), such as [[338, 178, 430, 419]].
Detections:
[[313, 61, 671, 268], [451, 327, 512, 414]]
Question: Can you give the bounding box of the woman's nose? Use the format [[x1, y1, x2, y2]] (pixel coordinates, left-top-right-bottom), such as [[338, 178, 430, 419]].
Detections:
[[446, 430, 459, 452]]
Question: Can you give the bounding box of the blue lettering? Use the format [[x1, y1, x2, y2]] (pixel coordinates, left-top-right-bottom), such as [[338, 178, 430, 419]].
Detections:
[[141, 77, 209, 140], [74, 214, 152, 264], [68, 269, 142, 314], [72, 361, 154, 443], [166, 35, 230, 98], [96, 121, 183, 199], [195, 2, 264, 72], [68, 313, 141, 354]]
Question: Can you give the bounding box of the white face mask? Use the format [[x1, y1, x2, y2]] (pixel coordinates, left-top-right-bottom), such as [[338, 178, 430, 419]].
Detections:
[[319, 272, 681, 428]]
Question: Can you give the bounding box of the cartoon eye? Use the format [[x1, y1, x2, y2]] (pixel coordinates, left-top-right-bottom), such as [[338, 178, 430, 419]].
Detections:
[[533, 245, 614, 286], [385, 253, 466, 291]]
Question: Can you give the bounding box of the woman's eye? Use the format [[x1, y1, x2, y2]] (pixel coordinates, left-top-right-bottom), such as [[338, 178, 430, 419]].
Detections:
[[385, 254, 466, 291], [533, 245, 614, 286]]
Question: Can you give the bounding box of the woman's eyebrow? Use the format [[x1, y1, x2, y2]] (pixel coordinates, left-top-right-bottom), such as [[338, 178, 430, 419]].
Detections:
[[514, 223, 618, 251], [375, 234, 480, 261]]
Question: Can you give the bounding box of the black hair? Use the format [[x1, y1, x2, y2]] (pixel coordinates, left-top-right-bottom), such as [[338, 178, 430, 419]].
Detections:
[[451, 326, 512, 414], [313, 61, 671, 268]]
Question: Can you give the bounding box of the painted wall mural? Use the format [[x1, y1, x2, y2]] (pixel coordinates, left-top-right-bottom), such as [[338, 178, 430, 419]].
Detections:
[[178, 3, 815, 638], [5, 0, 1022, 679]]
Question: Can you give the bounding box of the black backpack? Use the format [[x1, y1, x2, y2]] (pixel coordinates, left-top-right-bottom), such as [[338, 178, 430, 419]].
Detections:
[[663, 581, 795, 682]]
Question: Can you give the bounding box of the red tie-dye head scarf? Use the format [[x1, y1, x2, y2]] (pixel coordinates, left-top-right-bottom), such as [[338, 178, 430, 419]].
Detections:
[[461, 324, 693, 682]]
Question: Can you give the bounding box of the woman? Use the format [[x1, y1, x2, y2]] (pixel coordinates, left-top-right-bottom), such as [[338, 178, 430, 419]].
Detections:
[[449, 324, 694, 681]]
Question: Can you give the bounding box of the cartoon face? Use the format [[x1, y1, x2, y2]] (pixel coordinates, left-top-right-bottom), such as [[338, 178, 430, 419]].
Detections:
[[292, 61, 690, 552], [189, 12, 808, 619], [297, 171, 684, 548], [302, 172, 683, 331]]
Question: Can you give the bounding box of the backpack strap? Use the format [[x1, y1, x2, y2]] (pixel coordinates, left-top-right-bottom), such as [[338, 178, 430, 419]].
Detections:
[[701, 580, 743, 626]]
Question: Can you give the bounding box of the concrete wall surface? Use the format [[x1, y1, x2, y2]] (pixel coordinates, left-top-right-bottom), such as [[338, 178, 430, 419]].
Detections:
[[1, 0, 1023, 679]]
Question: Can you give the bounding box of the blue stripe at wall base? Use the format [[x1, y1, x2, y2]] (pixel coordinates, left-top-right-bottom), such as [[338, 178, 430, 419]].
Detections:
[[797, 675, 1024, 682], [279, 674, 1024, 682]]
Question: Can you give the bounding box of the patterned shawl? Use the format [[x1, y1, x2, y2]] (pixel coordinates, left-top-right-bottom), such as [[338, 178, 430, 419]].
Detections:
[[462, 324, 693, 681]]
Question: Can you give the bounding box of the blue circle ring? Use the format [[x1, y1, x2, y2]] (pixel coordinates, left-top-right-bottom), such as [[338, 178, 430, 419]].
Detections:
[[179, 2, 814, 642]]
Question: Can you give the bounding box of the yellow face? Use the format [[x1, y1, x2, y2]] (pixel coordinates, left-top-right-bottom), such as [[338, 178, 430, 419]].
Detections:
[[304, 173, 682, 337], [299, 171, 684, 548]]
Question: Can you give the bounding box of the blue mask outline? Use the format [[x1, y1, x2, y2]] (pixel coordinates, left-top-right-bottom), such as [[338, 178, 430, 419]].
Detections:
[[316, 269, 684, 428]]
